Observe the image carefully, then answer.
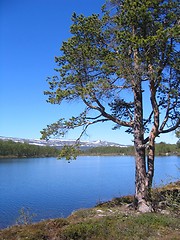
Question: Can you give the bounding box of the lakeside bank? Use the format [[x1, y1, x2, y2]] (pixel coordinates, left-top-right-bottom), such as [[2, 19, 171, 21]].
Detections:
[[0, 181, 179, 240]]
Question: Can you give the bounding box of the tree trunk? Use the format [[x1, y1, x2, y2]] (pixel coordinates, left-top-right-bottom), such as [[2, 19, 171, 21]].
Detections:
[[134, 141, 150, 212], [132, 29, 153, 211], [133, 81, 152, 212], [145, 74, 159, 201], [146, 131, 155, 193]]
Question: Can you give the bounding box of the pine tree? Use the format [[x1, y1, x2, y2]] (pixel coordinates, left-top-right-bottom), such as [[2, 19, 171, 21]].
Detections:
[[42, 0, 180, 211]]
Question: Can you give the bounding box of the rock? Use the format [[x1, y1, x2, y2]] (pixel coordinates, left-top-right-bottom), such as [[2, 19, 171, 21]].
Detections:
[[96, 209, 104, 213], [138, 200, 152, 213]]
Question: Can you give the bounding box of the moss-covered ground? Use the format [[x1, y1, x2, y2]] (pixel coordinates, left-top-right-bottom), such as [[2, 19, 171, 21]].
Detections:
[[0, 181, 179, 240]]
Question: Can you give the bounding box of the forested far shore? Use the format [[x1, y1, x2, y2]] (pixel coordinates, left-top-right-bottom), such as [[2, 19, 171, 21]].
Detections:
[[0, 140, 60, 158], [0, 140, 179, 158], [81, 142, 180, 156]]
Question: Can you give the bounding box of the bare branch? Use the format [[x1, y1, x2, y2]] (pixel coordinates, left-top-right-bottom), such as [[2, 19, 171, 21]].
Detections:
[[82, 97, 134, 128], [76, 118, 110, 142], [159, 118, 180, 134], [143, 110, 153, 127]]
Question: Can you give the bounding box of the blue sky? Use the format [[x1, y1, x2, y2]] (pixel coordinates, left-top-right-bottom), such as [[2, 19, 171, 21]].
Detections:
[[0, 0, 178, 145]]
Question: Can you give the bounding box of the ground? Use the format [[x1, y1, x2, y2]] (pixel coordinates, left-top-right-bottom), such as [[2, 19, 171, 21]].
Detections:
[[0, 181, 179, 240]]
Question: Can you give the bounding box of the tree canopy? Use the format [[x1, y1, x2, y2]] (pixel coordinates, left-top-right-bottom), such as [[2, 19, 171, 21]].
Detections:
[[42, 0, 180, 211], [42, 0, 179, 141]]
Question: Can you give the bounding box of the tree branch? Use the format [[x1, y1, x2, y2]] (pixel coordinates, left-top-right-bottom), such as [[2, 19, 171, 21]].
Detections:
[[159, 119, 180, 134], [76, 118, 110, 142]]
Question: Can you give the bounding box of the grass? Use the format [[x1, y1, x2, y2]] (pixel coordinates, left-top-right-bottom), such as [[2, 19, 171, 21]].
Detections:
[[0, 181, 179, 240], [1, 213, 179, 240]]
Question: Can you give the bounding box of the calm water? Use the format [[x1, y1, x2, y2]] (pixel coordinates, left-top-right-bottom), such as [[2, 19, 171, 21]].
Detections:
[[0, 156, 179, 229]]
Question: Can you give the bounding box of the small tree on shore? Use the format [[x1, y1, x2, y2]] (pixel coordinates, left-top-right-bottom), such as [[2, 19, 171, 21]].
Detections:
[[41, 0, 180, 212], [176, 127, 180, 147]]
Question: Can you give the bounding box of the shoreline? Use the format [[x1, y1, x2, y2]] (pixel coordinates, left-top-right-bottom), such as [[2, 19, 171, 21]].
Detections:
[[0, 181, 179, 239], [1, 153, 180, 159]]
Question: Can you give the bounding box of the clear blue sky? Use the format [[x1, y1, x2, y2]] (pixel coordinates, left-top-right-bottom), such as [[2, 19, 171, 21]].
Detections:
[[0, 0, 178, 145]]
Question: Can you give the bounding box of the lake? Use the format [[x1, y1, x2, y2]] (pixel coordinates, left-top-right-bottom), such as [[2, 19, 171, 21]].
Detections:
[[0, 156, 179, 229]]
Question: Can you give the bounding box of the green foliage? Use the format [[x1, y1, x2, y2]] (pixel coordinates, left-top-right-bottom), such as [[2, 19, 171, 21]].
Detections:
[[0, 219, 68, 240], [151, 181, 180, 212], [82, 143, 180, 156], [42, 0, 179, 145], [82, 146, 134, 155], [42, 0, 180, 207], [96, 195, 134, 208], [155, 142, 180, 155], [175, 127, 180, 147], [1, 213, 179, 240], [58, 144, 80, 160], [0, 140, 60, 158], [176, 128, 180, 139]]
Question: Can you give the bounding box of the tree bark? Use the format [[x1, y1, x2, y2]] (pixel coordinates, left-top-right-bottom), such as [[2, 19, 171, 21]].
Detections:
[[131, 30, 151, 211], [133, 80, 152, 212], [146, 132, 155, 193], [145, 75, 160, 198]]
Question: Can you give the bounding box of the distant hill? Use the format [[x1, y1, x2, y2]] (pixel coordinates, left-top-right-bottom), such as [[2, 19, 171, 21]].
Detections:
[[0, 136, 179, 157], [0, 136, 129, 148], [0, 138, 60, 158]]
